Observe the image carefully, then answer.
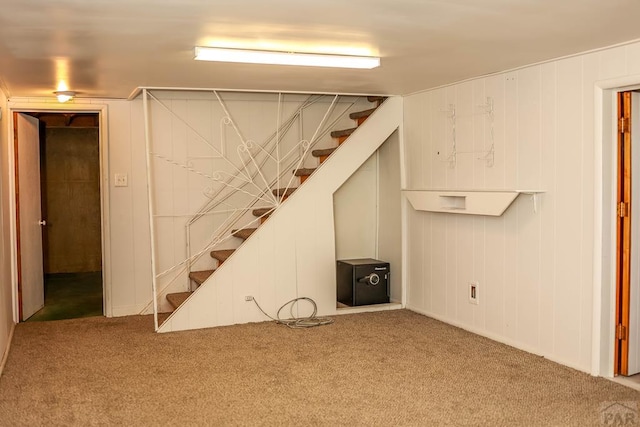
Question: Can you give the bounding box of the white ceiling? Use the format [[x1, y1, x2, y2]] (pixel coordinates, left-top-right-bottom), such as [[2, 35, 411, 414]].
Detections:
[[1, 0, 640, 100]]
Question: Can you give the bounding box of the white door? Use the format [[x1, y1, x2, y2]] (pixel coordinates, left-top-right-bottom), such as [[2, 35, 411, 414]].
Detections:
[[16, 113, 44, 320]]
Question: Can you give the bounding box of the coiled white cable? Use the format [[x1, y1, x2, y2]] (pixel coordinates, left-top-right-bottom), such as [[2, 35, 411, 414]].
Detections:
[[251, 296, 334, 329]]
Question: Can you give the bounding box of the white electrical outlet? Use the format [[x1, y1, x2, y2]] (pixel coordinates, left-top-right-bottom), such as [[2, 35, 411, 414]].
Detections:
[[245, 296, 253, 301], [469, 281, 479, 305]]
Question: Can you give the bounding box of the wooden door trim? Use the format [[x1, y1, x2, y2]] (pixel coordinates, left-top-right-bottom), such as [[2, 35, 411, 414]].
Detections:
[[615, 91, 632, 375]]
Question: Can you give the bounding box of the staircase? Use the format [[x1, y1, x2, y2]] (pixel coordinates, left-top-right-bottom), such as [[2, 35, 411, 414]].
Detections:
[[164, 96, 386, 315]]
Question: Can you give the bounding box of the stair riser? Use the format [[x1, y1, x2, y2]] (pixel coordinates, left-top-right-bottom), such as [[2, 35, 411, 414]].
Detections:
[[272, 189, 296, 198], [167, 292, 191, 310], [253, 212, 272, 221], [252, 210, 273, 218], [232, 228, 257, 240], [210, 250, 236, 266]]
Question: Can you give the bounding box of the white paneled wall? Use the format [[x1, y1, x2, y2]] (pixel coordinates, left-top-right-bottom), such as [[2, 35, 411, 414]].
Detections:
[[0, 89, 13, 371], [107, 99, 154, 316], [404, 40, 640, 373], [333, 153, 378, 260], [378, 131, 403, 302]]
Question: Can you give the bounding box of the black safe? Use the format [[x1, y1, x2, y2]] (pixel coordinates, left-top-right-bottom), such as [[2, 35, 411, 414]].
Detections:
[[337, 258, 390, 306]]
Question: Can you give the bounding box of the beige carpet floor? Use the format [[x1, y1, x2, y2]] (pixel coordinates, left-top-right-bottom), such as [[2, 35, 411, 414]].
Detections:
[[0, 309, 638, 426]]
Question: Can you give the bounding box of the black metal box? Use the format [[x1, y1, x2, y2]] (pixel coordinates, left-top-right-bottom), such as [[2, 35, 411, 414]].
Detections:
[[337, 258, 390, 306]]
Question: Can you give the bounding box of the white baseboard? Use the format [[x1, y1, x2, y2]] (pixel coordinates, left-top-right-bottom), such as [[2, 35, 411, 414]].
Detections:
[[334, 301, 403, 315], [111, 304, 150, 317], [406, 305, 590, 375]]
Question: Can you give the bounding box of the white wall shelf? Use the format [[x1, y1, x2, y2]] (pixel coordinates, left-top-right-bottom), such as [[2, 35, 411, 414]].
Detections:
[[403, 190, 544, 216]]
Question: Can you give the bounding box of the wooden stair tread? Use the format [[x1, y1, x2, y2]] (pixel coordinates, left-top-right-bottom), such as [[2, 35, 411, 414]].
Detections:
[[252, 207, 274, 217], [367, 96, 386, 103], [330, 127, 356, 139], [189, 269, 215, 285], [166, 292, 192, 309], [294, 168, 316, 176], [210, 249, 235, 263], [158, 312, 171, 324], [349, 108, 377, 120], [272, 187, 296, 197], [312, 147, 336, 157], [232, 228, 257, 240]]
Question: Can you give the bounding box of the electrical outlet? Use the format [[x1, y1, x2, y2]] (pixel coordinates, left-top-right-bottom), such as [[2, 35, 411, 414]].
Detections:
[[114, 173, 128, 187], [469, 281, 479, 305], [245, 296, 253, 301]]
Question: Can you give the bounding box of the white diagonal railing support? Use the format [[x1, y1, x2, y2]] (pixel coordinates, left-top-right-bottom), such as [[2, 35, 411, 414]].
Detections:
[[215, 91, 278, 204], [186, 95, 323, 225], [142, 89, 160, 331]]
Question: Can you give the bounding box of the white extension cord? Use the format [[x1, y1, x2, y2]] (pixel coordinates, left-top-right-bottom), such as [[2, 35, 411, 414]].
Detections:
[[251, 296, 334, 329]]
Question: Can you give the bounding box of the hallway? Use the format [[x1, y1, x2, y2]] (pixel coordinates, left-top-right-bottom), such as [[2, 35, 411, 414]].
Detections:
[[27, 272, 102, 322]]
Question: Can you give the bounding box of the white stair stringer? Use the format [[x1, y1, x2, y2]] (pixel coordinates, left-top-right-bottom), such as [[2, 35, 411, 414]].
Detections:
[[158, 96, 403, 333]]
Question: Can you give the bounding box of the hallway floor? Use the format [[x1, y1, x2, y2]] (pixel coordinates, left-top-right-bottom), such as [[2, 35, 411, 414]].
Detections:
[[611, 373, 640, 391], [26, 272, 103, 322]]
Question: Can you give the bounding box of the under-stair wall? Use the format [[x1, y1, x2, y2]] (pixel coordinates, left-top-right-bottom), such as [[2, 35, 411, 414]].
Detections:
[[159, 96, 402, 332]]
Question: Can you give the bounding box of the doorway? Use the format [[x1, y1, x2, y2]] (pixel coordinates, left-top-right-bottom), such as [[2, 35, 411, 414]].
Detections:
[[14, 111, 104, 321]]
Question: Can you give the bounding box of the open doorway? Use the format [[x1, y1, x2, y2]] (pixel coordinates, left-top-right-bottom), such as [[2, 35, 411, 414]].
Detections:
[[15, 112, 103, 321]]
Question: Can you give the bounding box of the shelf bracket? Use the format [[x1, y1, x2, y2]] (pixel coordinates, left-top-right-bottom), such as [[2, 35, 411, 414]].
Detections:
[[521, 191, 542, 213]]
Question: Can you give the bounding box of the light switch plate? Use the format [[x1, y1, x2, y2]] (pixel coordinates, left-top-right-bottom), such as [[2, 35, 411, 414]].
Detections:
[[114, 173, 128, 187]]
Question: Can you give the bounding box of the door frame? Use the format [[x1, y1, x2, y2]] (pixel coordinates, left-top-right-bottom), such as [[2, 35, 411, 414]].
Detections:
[[594, 76, 640, 377], [7, 101, 112, 320], [614, 91, 632, 376]]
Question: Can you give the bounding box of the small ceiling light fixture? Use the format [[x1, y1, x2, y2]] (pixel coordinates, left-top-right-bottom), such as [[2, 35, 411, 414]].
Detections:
[[53, 90, 76, 103], [194, 46, 380, 69]]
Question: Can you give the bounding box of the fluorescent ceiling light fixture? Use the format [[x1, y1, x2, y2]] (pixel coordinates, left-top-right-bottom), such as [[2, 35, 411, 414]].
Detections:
[[53, 90, 76, 103], [194, 47, 380, 69]]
